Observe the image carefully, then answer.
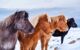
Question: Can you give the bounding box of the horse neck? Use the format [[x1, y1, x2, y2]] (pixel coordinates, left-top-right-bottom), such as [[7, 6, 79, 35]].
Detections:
[[32, 21, 43, 37], [67, 22, 71, 29]]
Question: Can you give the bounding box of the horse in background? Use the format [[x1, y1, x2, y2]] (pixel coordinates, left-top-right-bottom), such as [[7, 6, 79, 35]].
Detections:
[[17, 14, 68, 50], [52, 18, 77, 44], [0, 11, 31, 50]]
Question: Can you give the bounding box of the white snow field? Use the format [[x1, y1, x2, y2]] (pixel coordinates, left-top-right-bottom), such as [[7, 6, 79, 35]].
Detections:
[[15, 28, 80, 50]]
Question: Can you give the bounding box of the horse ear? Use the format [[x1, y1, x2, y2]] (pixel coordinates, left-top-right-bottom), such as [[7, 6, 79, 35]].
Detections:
[[23, 11, 29, 18]]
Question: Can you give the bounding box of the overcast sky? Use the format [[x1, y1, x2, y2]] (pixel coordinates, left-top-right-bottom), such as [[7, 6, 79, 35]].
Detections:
[[0, 0, 80, 9]]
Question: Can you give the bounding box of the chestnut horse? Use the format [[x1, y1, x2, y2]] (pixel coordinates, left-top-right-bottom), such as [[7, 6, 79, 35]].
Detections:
[[0, 11, 34, 50], [17, 14, 68, 50]]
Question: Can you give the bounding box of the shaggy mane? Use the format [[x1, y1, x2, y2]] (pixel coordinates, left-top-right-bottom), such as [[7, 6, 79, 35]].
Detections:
[[38, 14, 48, 22], [0, 13, 15, 29]]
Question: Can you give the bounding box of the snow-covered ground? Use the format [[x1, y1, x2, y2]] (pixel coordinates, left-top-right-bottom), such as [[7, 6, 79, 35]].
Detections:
[[15, 28, 80, 50]]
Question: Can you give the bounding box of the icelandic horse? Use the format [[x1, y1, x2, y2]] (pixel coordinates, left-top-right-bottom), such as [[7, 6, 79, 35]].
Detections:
[[0, 11, 34, 50]]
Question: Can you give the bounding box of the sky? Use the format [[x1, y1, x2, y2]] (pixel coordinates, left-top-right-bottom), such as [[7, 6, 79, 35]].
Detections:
[[0, 0, 80, 9], [0, 0, 80, 27]]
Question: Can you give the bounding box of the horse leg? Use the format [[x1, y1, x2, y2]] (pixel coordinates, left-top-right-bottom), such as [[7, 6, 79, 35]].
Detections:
[[61, 35, 65, 44], [31, 42, 38, 50], [20, 43, 24, 50], [41, 37, 47, 50], [45, 39, 49, 50], [41, 42, 45, 50]]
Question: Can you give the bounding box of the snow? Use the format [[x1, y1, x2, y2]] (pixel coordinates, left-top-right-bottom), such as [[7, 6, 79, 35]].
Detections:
[[15, 40, 20, 50], [15, 28, 80, 50]]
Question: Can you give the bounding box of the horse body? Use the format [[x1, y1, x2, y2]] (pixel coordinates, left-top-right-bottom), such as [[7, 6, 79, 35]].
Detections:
[[0, 11, 29, 50], [52, 18, 77, 44]]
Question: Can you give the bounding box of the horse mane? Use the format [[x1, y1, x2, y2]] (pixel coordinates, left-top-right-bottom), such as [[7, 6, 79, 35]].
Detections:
[[0, 10, 29, 29], [34, 14, 49, 29], [50, 15, 67, 29], [34, 14, 52, 34], [38, 14, 48, 22], [30, 14, 50, 27], [51, 15, 65, 21], [0, 13, 16, 29], [14, 10, 29, 20]]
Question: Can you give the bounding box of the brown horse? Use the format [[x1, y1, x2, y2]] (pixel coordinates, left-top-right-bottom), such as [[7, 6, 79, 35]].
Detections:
[[17, 14, 68, 50], [0, 11, 34, 50]]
